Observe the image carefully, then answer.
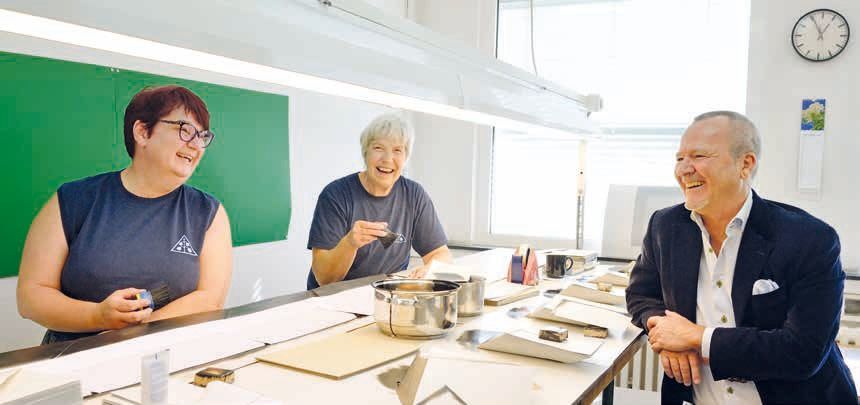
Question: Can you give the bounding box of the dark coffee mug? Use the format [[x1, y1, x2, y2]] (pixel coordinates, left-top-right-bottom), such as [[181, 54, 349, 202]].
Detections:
[[546, 254, 574, 278]]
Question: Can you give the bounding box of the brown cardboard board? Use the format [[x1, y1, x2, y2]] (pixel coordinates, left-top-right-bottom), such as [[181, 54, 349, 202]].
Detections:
[[256, 325, 422, 380]]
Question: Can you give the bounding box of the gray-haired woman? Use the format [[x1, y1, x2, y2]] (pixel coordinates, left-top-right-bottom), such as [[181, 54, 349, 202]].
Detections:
[[305, 113, 452, 289]]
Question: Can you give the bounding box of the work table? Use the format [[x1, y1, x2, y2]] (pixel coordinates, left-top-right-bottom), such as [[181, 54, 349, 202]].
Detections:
[[0, 249, 644, 404]]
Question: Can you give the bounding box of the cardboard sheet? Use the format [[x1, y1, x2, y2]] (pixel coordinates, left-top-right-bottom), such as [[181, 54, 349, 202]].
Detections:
[[256, 325, 421, 380]]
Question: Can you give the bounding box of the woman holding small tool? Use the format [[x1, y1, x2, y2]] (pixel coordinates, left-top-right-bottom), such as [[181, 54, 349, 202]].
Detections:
[[306, 114, 451, 289], [17, 85, 233, 343]]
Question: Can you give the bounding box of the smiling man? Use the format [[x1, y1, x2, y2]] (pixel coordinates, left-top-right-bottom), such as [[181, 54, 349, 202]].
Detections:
[[625, 111, 856, 404], [306, 114, 452, 289]]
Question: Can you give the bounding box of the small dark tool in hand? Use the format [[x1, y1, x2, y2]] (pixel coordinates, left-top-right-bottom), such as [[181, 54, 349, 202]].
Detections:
[[378, 227, 404, 249], [136, 282, 171, 311]]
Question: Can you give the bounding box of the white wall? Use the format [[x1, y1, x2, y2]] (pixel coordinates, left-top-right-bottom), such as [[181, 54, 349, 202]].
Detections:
[[0, 0, 404, 352], [747, 0, 860, 271]]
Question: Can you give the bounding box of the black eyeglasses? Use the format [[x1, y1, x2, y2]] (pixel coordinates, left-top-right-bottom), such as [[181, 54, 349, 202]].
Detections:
[[159, 120, 215, 148]]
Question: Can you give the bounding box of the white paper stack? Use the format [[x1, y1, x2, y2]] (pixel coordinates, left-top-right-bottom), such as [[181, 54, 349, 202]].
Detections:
[[0, 369, 82, 405], [478, 329, 603, 363]]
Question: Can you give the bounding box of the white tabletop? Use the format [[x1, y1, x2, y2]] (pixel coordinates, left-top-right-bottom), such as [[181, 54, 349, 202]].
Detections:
[[76, 248, 643, 404]]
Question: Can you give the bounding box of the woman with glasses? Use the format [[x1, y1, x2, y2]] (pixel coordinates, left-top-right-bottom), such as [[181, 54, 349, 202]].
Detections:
[[17, 85, 233, 344], [306, 113, 452, 289]]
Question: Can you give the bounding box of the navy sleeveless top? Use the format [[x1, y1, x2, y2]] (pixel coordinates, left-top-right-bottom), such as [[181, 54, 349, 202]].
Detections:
[[43, 171, 220, 344]]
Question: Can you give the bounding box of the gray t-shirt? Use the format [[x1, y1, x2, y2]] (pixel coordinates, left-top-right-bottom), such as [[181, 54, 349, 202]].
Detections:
[[306, 173, 447, 289], [45, 171, 220, 343]]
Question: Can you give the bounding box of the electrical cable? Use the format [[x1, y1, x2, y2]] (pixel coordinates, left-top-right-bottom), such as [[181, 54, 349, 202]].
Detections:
[[529, 0, 540, 76]]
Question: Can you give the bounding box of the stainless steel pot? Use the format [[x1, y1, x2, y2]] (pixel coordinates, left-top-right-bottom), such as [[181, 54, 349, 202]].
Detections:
[[372, 279, 460, 339], [456, 275, 485, 317]]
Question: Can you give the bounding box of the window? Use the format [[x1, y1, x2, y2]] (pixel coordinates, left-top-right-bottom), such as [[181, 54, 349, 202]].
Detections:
[[486, 0, 750, 249]]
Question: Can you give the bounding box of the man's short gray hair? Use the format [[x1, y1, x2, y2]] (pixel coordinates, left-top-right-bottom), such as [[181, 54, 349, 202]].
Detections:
[[693, 110, 761, 178], [359, 113, 414, 161]]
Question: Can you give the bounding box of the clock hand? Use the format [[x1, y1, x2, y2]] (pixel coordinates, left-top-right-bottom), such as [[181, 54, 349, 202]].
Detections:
[[810, 15, 824, 40], [811, 15, 823, 34], [822, 22, 832, 34]]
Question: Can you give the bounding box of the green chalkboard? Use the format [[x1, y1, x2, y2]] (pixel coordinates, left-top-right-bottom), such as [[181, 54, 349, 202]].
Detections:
[[0, 52, 291, 278]]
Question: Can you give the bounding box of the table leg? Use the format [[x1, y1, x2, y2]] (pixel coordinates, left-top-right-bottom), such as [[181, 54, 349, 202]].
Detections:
[[601, 381, 614, 405]]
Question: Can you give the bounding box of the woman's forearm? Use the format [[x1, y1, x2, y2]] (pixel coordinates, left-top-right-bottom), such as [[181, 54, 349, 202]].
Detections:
[[421, 245, 453, 265], [311, 237, 359, 286], [18, 285, 102, 332], [147, 290, 223, 323]]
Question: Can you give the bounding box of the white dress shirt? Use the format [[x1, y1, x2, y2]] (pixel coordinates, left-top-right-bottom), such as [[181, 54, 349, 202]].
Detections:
[[690, 191, 762, 405]]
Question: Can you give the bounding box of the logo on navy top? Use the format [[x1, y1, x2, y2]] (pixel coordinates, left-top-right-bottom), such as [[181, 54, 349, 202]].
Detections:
[[170, 235, 198, 256]]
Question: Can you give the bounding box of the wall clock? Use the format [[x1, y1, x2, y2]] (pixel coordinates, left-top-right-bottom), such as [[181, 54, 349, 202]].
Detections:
[[791, 9, 850, 62]]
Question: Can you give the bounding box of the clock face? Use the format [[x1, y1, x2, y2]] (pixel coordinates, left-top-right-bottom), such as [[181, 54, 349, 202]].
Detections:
[[792, 9, 850, 62]]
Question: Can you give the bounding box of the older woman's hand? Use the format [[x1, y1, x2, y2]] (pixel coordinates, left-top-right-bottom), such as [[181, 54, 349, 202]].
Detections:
[[345, 220, 388, 249], [94, 288, 153, 330]]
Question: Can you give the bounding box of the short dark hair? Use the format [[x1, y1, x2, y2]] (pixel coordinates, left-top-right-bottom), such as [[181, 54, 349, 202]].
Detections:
[[123, 85, 210, 158]]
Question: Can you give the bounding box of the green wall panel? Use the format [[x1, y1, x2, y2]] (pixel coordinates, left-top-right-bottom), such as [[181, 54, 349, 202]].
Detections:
[[0, 52, 291, 278]]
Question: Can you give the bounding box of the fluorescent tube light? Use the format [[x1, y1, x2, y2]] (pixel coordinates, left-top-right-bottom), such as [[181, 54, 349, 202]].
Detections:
[[0, 8, 584, 136]]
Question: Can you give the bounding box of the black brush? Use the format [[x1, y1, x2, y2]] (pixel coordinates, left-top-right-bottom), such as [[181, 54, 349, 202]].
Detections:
[[378, 228, 402, 249], [149, 282, 172, 310]]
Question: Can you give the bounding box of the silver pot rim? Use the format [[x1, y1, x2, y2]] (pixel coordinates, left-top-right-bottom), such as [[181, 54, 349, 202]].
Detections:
[[371, 278, 461, 296]]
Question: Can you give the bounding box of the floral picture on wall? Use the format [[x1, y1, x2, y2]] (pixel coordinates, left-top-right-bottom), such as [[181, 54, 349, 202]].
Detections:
[[801, 99, 826, 131]]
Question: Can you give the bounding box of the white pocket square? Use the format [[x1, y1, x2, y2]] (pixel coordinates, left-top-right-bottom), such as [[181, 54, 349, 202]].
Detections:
[[752, 279, 779, 295]]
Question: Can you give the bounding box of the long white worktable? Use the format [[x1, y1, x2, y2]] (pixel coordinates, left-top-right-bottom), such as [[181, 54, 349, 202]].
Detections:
[[1, 249, 645, 404]]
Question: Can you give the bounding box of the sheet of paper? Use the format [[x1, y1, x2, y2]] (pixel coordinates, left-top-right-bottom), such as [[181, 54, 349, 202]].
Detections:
[[0, 368, 19, 385], [452, 249, 513, 282], [22, 298, 363, 394], [26, 326, 264, 394], [484, 281, 532, 300], [0, 369, 82, 404], [223, 300, 357, 344], [210, 357, 257, 371], [308, 285, 375, 316], [195, 381, 282, 405], [559, 282, 626, 306], [552, 299, 632, 333], [479, 329, 603, 363], [111, 378, 206, 405], [257, 325, 421, 379], [423, 261, 477, 282], [400, 355, 538, 405]]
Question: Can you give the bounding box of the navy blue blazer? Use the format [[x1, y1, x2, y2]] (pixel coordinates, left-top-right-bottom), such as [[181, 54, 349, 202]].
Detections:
[[626, 191, 857, 404]]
